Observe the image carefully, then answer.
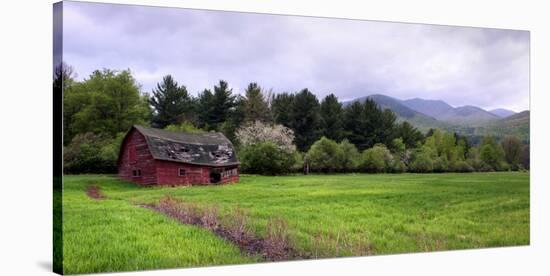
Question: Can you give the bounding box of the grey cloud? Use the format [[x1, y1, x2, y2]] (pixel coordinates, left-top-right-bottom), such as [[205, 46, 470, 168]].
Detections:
[[62, 1, 530, 111]]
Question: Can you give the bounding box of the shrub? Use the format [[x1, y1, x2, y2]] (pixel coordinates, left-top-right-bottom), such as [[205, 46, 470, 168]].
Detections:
[[339, 139, 361, 172], [306, 137, 344, 173], [409, 151, 434, 173], [451, 160, 474, 173], [388, 158, 407, 173], [479, 136, 506, 171], [239, 142, 299, 175], [433, 156, 449, 172], [64, 132, 122, 174], [360, 144, 392, 173]]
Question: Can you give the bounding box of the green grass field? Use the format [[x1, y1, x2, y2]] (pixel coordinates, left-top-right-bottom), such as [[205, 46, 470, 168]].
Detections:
[[60, 172, 530, 274]]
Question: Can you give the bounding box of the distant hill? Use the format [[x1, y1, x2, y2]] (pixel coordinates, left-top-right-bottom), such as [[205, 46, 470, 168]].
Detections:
[[401, 98, 500, 126], [342, 94, 529, 141], [342, 94, 451, 132], [474, 111, 530, 141], [489, 108, 517, 118], [401, 98, 454, 119], [440, 105, 500, 126]]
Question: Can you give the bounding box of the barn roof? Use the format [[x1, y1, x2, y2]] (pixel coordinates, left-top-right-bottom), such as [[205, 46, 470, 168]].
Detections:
[[132, 125, 239, 167]]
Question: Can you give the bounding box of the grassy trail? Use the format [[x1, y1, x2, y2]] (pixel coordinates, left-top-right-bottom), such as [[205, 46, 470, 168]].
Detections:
[[60, 172, 529, 274]]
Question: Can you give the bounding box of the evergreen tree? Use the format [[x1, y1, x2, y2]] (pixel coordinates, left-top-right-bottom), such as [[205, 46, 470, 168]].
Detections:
[[243, 82, 270, 122], [149, 75, 193, 128], [394, 121, 424, 148], [361, 98, 385, 148], [197, 80, 236, 131], [289, 89, 321, 152], [320, 94, 344, 141], [271, 92, 295, 127], [212, 80, 236, 125], [343, 101, 367, 150], [197, 89, 216, 130]]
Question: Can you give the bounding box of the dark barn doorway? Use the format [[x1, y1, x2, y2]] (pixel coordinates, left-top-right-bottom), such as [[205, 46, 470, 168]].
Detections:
[[210, 171, 221, 184]]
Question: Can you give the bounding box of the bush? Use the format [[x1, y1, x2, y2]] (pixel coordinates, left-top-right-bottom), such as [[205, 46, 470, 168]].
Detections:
[[64, 132, 122, 174], [360, 144, 392, 173], [388, 158, 407, 173], [433, 156, 449, 172], [239, 142, 299, 175], [306, 137, 344, 173], [451, 160, 474, 173], [409, 151, 434, 173], [339, 139, 361, 172]]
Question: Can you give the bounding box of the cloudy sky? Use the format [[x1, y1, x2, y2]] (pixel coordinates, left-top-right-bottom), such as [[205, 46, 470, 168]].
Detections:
[[62, 1, 530, 112]]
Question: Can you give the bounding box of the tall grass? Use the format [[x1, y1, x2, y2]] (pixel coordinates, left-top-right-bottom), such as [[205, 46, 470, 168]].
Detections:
[[61, 172, 529, 274]]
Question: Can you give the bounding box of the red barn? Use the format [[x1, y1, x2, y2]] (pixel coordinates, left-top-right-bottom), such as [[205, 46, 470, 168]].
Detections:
[[117, 125, 239, 186]]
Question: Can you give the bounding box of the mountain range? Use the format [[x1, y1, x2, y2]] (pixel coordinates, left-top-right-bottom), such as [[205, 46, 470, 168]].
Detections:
[[342, 94, 529, 141]]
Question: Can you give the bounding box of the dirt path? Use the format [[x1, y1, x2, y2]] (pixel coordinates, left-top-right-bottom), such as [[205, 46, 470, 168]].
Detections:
[[86, 185, 105, 200], [141, 196, 303, 261]]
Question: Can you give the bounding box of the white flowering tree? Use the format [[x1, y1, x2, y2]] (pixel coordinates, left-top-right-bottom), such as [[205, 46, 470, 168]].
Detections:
[[236, 120, 296, 152]]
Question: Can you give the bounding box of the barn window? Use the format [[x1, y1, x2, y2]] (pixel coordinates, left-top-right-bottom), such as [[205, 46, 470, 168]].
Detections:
[[132, 169, 141, 177], [178, 168, 186, 176]]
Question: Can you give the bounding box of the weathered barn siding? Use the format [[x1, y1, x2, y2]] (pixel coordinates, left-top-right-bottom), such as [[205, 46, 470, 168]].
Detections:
[[118, 129, 157, 185], [155, 161, 210, 185]]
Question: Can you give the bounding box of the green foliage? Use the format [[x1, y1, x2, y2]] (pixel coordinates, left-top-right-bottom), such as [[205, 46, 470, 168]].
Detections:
[[339, 139, 361, 172], [197, 80, 236, 131], [479, 136, 506, 171], [165, 122, 205, 133], [343, 99, 398, 150], [360, 144, 393, 173], [61, 65, 529, 175], [320, 94, 344, 141], [501, 136, 523, 169], [450, 160, 474, 173], [149, 75, 194, 128], [409, 146, 435, 173], [288, 89, 321, 152], [243, 82, 271, 122], [239, 142, 299, 175], [394, 121, 424, 149], [63, 69, 151, 143], [63, 132, 124, 173], [271, 92, 295, 127], [306, 137, 344, 173], [342, 101, 366, 149]]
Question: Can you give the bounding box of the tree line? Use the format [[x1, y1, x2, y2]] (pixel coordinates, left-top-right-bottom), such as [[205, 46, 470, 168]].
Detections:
[[58, 64, 529, 174]]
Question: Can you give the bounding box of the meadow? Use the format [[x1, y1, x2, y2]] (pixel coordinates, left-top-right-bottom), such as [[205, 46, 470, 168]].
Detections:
[[60, 172, 529, 274]]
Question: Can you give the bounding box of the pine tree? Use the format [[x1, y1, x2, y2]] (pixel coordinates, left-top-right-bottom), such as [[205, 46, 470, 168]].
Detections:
[[197, 80, 236, 130], [272, 92, 295, 127], [149, 75, 193, 128], [289, 89, 321, 152], [197, 89, 215, 130], [320, 94, 344, 141], [343, 101, 366, 149], [243, 82, 270, 122], [212, 80, 236, 125]]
